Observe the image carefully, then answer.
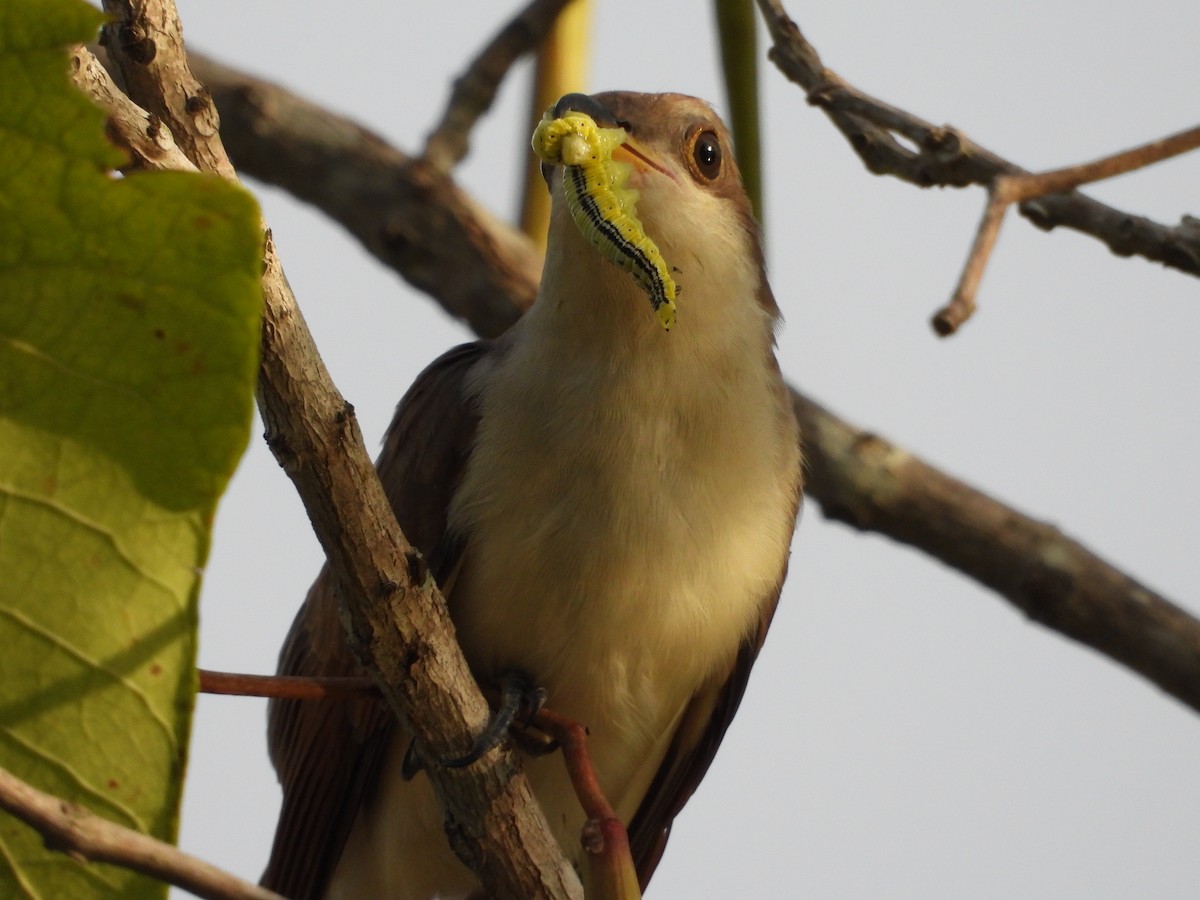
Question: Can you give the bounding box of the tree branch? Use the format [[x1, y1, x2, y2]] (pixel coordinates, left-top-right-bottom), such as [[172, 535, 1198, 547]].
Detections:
[[754, 0, 1200, 330], [86, 2, 577, 893], [189, 57, 1200, 714], [71, 44, 197, 172], [189, 52, 536, 339], [790, 392, 1200, 710], [0, 765, 282, 900], [421, 0, 575, 172], [936, 126, 1200, 334], [98, 0, 236, 180]]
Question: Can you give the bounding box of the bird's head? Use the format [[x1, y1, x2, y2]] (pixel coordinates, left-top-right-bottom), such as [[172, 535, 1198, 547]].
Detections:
[[533, 91, 778, 345]]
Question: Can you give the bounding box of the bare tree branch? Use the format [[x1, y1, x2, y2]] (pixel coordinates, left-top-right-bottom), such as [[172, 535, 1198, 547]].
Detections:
[[98, 0, 236, 180], [190, 53, 535, 339], [0, 765, 283, 900], [421, 0, 575, 172], [71, 44, 197, 172], [790, 393, 1200, 711], [936, 126, 1200, 333], [85, 3, 577, 892], [189, 56, 1200, 714], [754, 0, 1200, 333]]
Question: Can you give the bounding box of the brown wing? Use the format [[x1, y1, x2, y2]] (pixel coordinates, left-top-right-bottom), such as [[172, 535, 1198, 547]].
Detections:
[[626, 569, 790, 889], [627, 316, 801, 887], [261, 341, 490, 899]]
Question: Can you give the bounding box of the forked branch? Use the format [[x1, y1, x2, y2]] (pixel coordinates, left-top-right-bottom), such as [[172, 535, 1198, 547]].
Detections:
[[754, 0, 1200, 333], [936, 126, 1200, 334]]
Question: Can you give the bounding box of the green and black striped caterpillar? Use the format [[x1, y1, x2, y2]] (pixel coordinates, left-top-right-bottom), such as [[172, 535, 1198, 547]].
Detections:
[[532, 110, 677, 331]]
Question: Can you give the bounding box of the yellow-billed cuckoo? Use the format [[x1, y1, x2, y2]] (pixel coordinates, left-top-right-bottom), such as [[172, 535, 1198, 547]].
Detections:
[[262, 91, 802, 899]]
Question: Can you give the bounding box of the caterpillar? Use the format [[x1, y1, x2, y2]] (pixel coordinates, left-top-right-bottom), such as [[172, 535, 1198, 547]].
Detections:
[[532, 110, 678, 331]]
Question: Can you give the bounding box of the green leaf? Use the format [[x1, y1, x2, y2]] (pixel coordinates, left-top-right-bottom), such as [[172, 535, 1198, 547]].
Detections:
[[0, 1, 263, 896]]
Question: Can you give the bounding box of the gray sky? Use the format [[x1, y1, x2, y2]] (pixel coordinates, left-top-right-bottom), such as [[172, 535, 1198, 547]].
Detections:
[[173, 1, 1200, 897]]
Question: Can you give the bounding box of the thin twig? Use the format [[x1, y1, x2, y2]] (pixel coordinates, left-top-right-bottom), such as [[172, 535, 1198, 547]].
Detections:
[[754, 0, 1200, 333], [933, 187, 1008, 335], [194, 670, 613, 822], [936, 125, 1200, 334], [180, 58, 1200, 714], [93, 4, 577, 897], [198, 669, 377, 700], [0, 765, 282, 900], [533, 708, 641, 898], [422, 0, 575, 172], [193, 671, 619, 823], [998, 125, 1200, 205]]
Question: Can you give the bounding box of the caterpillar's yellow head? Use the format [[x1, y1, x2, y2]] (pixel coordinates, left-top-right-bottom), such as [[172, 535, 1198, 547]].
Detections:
[[532, 92, 774, 334]]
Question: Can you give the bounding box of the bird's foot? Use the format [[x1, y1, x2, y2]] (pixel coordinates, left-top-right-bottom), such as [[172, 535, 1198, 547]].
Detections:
[[441, 671, 548, 769]]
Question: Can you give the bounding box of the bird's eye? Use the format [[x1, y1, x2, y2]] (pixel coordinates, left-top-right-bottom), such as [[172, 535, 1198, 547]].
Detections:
[[689, 129, 722, 181]]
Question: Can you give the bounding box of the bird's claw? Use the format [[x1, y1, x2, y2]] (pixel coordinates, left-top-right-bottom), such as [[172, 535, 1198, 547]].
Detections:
[[440, 671, 546, 769]]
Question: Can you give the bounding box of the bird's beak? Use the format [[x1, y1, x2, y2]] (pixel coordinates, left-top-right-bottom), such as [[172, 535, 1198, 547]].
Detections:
[[612, 139, 674, 181]]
